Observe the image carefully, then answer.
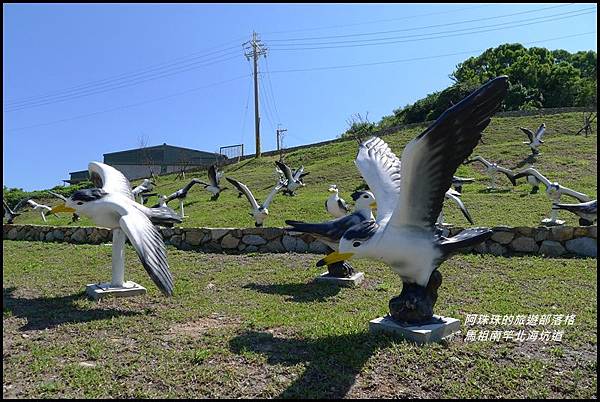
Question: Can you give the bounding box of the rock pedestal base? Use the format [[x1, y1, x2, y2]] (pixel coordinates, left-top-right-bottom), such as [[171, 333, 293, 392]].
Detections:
[[85, 281, 147, 301], [369, 315, 460, 344], [314, 271, 364, 287]]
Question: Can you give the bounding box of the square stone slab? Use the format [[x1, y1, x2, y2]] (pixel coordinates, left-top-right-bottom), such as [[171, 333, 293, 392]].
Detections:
[[314, 271, 365, 287], [369, 315, 460, 344], [85, 281, 147, 301], [541, 218, 565, 227]]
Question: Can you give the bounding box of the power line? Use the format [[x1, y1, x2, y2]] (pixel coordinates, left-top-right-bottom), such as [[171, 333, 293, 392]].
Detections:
[[4, 51, 241, 112], [4, 74, 251, 132], [265, 3, 575, 42], [5, 31, 594, 133], [267, 8, 596, 50], [4, 38, 246, 106], [261, 4, 493, 35], [263, 57, 281, 123], [240, 60, 254, 146], [265, 31, 596, 74]]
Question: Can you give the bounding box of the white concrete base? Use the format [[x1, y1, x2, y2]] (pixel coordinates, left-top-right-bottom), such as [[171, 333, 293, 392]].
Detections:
[[85, 281, 147, 301], [369, 315, 460, 344], [541, 218, 565, 226], [314, 271, 365, 287]]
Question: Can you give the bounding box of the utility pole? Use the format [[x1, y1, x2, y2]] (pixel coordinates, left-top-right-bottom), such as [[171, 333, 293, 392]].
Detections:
[[243, 31, 267, 158], [276, 126, 287, 161]]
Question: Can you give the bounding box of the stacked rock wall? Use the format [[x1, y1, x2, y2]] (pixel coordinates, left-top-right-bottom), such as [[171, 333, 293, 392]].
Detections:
[[3, 224, 597, 258]]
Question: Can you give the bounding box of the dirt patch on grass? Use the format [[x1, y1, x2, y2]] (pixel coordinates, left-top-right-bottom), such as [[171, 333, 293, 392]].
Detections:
[[167, 314, 242, 339]]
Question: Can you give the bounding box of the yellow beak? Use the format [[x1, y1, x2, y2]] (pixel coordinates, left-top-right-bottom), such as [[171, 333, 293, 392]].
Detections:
[[370, 202, 377, 209], [50, 204, 76, 214], [316, 251, 355, 267]]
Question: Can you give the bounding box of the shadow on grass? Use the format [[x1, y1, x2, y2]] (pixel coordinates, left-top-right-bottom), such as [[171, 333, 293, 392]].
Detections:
[[511, 154, 537, 170], [3, 287, 141, 331], [477, 188, 512, 194], [229, 330, 394, 398], [243, 282, 341, 303]]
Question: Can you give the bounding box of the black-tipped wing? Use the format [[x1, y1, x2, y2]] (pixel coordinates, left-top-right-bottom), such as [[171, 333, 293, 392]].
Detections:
[[275, 161, 294, 182], [226, 177, 259, 210], [552, 200, 597, 215], [445, 189, 474, 225], [285, 211, 368, 244], [390, 76, 508, 230], [519, 127, 534, 143], [119, 209, 174, 296], [337, 197, 350, 213], [208, 165, 219, 187]]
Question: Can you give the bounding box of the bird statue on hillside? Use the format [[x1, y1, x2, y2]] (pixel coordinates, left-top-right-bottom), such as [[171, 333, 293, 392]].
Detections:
[[49, 161, 181, 296], [514, 167, 591, 225], [25, 199, 54, 223], [195, 165, 228, 201], [131, 178, 155, 203], [153, 178, 206, 218], [286, 190, 377, 278], [552, 200, 597, 226], [226, 177, 284, 227], [276, 161, 309, 196], [302, 76, 508, 324], [325, 185, 350, 218], [464, 156, 516, 190], [3, 199, 27, 224], [519, 123, 546, 155], [437, 188, 474, 226], [451, 176, 476, 193]]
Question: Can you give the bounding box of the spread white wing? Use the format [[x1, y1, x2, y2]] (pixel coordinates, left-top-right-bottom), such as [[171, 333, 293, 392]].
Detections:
[[119, 208, 174, 296], [89, 161, 134, 200], [355, 137, 402, 224]]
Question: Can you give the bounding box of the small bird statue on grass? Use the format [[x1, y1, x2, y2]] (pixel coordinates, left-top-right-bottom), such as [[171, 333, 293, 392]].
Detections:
[[552, 200, 597, 226], [226, 177, 284, 227], [519, 123, 546, 155], [464, 156, 516, 190], [514, 167, 591, 226], [131, 178, 155, 204], [325, 184, 350, 218]]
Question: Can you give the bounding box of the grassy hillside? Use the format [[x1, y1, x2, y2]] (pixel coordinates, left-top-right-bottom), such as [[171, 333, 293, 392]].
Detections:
[[8, 112, 597, 229]]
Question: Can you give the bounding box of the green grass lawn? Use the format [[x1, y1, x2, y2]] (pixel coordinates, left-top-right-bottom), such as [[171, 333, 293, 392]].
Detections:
[[3, 241, 596, 398], [10, 112, 597, 229]]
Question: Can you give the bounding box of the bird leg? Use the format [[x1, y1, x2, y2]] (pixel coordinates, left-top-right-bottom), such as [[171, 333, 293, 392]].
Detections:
[[488, 173, 496, 190], [326, 261, 355, 278], [179, 199, 185, 218], [111, 228, 126, 288], [388, 270, 442, 325], [41, 212, 47, 223]]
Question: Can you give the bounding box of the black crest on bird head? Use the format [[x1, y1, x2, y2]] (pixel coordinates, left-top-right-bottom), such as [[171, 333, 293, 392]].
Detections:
[[342, 219, 379, 241], [71, 188, 107, 202], [350, 191, 370, 201]]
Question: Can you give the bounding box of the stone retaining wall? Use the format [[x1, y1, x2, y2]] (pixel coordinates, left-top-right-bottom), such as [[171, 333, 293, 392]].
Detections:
[[3, 224, 596, 258]]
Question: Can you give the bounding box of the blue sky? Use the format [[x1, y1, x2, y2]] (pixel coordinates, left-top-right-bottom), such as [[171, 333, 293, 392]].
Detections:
[[3, 3, 597, 191]]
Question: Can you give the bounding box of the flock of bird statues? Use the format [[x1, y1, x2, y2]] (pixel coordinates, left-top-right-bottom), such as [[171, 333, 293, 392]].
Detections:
[[2, 76, 597, 325]]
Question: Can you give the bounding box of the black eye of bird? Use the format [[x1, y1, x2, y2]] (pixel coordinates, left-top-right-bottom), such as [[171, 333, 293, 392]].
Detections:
[[76, 202, 83, 205], [363, 195, 368, 198], [353, 241, 361, 247]]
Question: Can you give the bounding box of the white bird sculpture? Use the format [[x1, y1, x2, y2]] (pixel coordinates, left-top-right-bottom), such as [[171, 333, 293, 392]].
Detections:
[[519, 123, 546, 155], [132, 178, 155, 203], [325, 185, 350, 218], [464, 156, 516, 189], [226, 177, 283, 227], [50, 162, 181, 296], [25, 199, 53, 222], [514, 167, 591, 225], [275, 161, 309, 196], [313, 76, 508, 324], [552, 200, 597, 226]]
